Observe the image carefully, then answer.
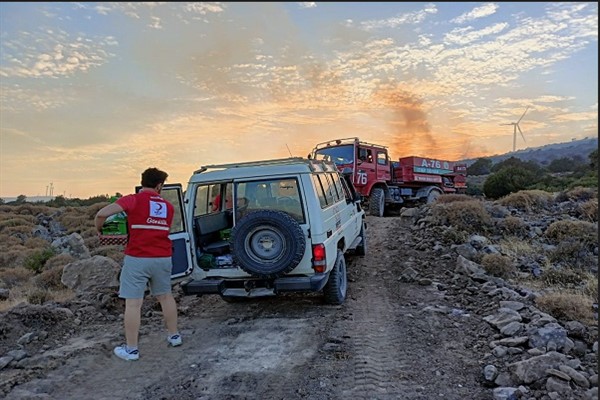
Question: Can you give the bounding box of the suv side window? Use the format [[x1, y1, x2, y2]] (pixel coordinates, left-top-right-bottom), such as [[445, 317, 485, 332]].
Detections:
[[320, 174, 337, 205], [329, 173, 344, 202], [311, 174, 328, 208], [194, 185, 211, 216]]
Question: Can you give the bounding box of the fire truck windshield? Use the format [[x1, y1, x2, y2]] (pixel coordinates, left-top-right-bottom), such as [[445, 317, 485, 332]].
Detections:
[[314, 144, 354, 165]]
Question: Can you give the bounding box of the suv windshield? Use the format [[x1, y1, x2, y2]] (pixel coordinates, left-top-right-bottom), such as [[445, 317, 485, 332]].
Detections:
[[313, 144, 354, 165], [235, 178, 305, 223]]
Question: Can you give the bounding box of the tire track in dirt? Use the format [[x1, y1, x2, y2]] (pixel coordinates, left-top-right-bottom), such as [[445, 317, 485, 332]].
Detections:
[[326, 216, 493, 400]]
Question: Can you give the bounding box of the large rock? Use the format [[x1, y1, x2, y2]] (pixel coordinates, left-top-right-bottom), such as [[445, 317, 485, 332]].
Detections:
[[61, 255, 120, 293], [508, 351, 568, 384], [52, 232, 91, 259]]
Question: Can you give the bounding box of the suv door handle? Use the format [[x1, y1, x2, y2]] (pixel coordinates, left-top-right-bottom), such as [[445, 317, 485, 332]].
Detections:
[[326, 230, 332, 237]]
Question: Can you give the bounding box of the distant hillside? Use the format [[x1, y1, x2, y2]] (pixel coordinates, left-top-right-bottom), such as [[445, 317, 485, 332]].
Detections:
[[461, 137, 598, 166]]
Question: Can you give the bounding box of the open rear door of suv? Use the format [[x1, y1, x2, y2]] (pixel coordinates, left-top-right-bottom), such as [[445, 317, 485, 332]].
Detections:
[[137, 184, 194, 279]]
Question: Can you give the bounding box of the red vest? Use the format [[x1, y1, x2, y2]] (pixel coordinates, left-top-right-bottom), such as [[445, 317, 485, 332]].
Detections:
[[116, 190, 174, 257]]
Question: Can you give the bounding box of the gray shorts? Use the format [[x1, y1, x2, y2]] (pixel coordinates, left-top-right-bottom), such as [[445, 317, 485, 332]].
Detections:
[[119, 255, 172, 299]]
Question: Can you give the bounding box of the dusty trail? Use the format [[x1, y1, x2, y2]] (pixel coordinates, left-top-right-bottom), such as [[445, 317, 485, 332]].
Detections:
[[4, 215, 495, 400]]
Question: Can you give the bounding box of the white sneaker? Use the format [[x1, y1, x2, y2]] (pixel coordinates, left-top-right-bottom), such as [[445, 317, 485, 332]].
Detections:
[[113, 345, 139, 361], [167, 334, 182, 347]]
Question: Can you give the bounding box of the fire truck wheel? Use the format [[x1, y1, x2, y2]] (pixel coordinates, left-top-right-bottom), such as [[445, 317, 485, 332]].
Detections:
[[355, 221, 367, 256], [426, 189, 442, 204], [230, 210, 305, 279], [323, 249, 347, 305], [369, 187, 385, 217]]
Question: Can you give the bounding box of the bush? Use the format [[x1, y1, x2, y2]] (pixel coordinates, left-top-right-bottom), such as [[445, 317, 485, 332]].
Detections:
[[535, 291, 595, 324], [545, 220, 597, 243], [483, 167, 536, 199], [541, 267, 588, 287], [497, 190, 554, 212], [26, 288, 51, 305], [467, 158, 492, 176], [33, 265, 66, 290], [431, 200, 492, 233], [577, 199, 598, 222], [480, 253, 516, 279], [0, 267, 34, 288], [498, 216, 527, 237], [23, 247, 56, 274], [435, 194, 473, 204]]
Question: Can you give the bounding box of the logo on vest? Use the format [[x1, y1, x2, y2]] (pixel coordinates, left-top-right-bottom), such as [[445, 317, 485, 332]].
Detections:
[[150, 201, 167, 218], [147, 217, 168, 225]]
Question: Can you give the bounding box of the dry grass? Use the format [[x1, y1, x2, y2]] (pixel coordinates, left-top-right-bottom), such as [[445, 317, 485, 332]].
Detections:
[[577, 199, 598, 222], [497, 190, 554, 211], [545, 220, 597, 243], [535, 290, 596, 325], [0, 267, 35, 289], [560, 186, 598, 202], [431, 200, 492, 233], [498, 216, 527, 237], [498, 237, 539, 258], [480, 253, 516, 279], [435, 194, 474, 204]]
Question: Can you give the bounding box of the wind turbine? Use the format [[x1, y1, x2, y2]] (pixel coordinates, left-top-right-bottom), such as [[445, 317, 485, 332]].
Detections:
[[501, 106, 529, 152]]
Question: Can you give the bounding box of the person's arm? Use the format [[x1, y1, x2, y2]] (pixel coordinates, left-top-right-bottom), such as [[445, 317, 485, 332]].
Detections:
[[94, 203, 125, 235]]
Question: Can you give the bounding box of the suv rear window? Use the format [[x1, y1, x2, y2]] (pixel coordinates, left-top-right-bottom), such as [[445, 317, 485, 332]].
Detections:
[[236, 178, 304, 223]]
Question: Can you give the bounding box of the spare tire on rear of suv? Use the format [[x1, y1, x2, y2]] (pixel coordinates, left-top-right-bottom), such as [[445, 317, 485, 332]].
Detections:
[[230, 210, 306, 279]]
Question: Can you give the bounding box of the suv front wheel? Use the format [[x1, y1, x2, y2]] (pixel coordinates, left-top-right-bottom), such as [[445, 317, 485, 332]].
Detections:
[[230, 210, 306, 279]]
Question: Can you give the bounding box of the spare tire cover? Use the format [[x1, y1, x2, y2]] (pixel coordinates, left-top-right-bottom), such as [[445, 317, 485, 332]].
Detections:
[[230, 210, 306, 278]]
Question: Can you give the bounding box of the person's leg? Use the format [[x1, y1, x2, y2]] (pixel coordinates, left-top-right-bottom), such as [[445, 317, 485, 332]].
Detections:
[[156, 293, 178, 335], [124, 298, 144, 347], [149, 257, 180, 337], [117, 256, 150, 357]]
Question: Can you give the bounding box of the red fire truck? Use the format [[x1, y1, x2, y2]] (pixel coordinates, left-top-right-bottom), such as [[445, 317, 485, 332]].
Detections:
[[310, 137, 467, 216]]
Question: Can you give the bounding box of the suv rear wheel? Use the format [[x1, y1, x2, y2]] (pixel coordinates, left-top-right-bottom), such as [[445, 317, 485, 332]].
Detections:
[[323, 249, 347, 305], [231, 210, 306, 279]]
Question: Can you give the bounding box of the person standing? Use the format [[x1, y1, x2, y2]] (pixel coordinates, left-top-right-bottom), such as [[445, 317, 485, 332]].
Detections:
[[95, 167, 182, 361]]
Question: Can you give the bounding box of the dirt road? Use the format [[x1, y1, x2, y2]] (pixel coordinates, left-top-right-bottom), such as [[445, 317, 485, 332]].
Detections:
[[4, 215, 496, 400]]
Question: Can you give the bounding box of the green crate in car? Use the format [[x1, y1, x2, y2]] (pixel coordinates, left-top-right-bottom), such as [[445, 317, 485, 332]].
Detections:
[[219, 228, 232, 240]]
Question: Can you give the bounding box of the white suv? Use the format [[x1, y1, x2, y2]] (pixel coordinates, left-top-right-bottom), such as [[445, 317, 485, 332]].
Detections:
[[159, 157, 367, 305]]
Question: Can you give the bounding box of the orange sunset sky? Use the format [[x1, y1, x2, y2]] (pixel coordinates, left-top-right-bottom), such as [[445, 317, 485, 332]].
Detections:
[[0, 2, 597, 199]]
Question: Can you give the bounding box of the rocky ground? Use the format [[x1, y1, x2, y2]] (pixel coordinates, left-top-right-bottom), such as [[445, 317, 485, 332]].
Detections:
[[0, 198, 598, 400]]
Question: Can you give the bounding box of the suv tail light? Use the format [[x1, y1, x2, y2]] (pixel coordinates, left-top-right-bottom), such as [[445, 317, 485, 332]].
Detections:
[[312, 244, 326, 273]]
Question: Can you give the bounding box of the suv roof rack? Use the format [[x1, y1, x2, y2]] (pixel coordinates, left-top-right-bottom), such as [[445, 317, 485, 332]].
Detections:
[[194, 157, 325, 174]]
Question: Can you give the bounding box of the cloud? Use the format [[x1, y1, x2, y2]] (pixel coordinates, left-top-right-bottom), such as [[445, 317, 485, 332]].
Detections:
[[361, 3, 438, 30], [0, 28, 116, 78], [443, 23, 508, 46], [452, 3, 499, 24], [297, 2, 317, 9]]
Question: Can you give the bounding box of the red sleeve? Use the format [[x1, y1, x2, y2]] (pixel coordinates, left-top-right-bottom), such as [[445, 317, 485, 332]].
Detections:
[[115, 194, 136, 212]]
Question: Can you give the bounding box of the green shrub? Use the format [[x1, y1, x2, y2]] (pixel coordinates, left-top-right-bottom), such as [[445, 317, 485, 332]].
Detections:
[[23, 247, 56, 274], [483, 167, 536, 199]]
